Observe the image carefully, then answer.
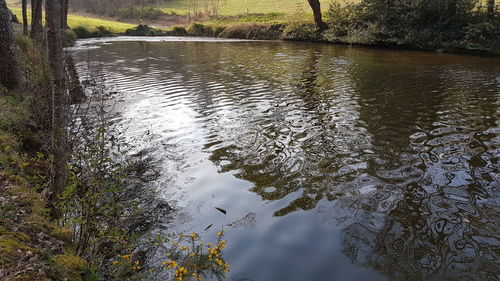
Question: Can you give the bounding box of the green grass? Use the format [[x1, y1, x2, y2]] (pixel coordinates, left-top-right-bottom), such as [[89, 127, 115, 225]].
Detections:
[[160, 0, 346, 16], [10, 7, 135, 33]]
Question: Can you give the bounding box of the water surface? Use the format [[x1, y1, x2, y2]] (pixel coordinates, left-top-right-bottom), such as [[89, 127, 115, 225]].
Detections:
[[72, 38, 500, 281]]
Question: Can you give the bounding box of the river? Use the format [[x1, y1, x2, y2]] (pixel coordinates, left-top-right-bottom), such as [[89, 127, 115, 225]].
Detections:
[[71, 37, 500, 281]]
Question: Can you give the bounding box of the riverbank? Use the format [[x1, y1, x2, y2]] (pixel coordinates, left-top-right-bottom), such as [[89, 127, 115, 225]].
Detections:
[[0, 35, 140, 280], [68, 13, 500, 56], [0, 85, 86, 280], [8, 0, 499, 56]]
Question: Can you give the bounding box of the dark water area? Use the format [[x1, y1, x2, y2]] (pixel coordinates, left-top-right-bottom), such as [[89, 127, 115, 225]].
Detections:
[[72, 38, 500, 281]]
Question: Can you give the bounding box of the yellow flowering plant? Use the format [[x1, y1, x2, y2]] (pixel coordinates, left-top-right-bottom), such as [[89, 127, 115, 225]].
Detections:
[[110, 252, 142, 279], [156, 229, 230, 281]]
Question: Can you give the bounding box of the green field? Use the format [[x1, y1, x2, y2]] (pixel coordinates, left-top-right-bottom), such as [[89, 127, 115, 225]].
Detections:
[[9, 7, 135, 32], [161, 0, 336, 15]]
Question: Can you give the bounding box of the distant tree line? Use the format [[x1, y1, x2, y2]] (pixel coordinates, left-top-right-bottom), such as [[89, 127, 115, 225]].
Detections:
[[69, 0, 163, 16]]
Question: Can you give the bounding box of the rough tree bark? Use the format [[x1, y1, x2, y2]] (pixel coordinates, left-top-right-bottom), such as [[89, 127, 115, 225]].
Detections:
[[61, 0, 69, 29], [22, 0, 28, 35], [488, 0, 495, 15], [0, 0, 19, 89], [46, 0, 68, 218], [31, 0, 43, 40], [446, 0, 457, 17], [307, 0, 327, 31]]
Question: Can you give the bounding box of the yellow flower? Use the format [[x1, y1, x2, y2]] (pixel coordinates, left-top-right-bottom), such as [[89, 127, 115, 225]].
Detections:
[[175, 266, 188, 278], [182, 246, 189, 251], [189, 252, 195, 257], [163, 260, 178, 269]]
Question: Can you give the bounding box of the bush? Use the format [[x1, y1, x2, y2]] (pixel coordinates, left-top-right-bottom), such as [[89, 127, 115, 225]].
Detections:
[[73, 26, 116, 38], [186, 22, 214, 37], [124, 24, 167, 36], [167, 26, 188, 36], [218, 23, 284, 39], [325, 1, 363, 37], [462, 20, 500, 51], [64, 29, 78, 46], [118, 6, 166, 20], [53, 254, 87, 281], [0, 96, 30, 134], [92, 26, 116, 37], [212, 26, 226, 37], [72, 26, 92, 39], [14, 34, 33, 52]]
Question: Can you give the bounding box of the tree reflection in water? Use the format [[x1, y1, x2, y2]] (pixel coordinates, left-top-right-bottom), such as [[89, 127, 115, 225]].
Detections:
[[73, 40, 500, 281]]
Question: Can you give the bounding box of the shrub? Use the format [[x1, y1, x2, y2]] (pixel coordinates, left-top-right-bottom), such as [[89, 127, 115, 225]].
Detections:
[[124, 24, 167, 36], [462, 20, 500, 51], [92, 26, 116, 37], [14, 34, 33, 52], [73, 26, 116, 38], [118, 6, 165, 20], [325, 1, 363, 37], [53, 254, 87, 281], [218, 23, 283, 39], [0, 96, 30, 134], [212, 26, 226, 37], [64, 29, 78, 46], [150, 230, 230, 281], [186, 22, 214, 37], [72, 26, 92, 39], [167, 26, 188, 36]]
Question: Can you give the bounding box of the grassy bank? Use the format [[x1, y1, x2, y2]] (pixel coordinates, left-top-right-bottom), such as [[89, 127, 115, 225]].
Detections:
[[8, 0, 497, 55], [158, 0, 339, 15], [157, 0, 498, 56], [9, 7, 135, 33], [1, 83, 87, 281]]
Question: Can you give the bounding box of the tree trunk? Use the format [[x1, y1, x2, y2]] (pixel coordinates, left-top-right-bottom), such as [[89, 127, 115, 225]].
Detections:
[[31, 0, 43, 40], [307, 0, 327, 31], [46, 0, 68, 219], [488, 0, 495, 15], [446, 0, 457, 17], [22, 0, 28, 35], [61, 0, 69, 29], [0, 0, 19, 89]]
